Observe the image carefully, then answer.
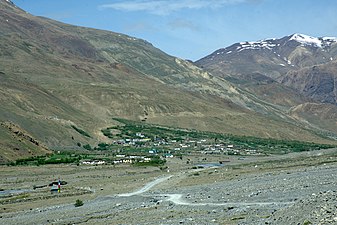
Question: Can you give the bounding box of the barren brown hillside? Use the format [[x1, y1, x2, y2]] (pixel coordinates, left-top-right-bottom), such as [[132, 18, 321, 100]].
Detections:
[[0, 0, 336, 162]]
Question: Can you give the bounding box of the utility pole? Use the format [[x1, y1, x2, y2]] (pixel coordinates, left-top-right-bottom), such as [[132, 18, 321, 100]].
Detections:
[[58, 178, 61, 193]]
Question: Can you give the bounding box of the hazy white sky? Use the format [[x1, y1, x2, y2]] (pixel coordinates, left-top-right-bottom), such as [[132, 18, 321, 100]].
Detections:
[[12, 0, 337, 60]]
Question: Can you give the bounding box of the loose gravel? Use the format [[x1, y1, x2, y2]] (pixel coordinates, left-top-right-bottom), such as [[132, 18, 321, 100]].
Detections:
[[1, 151, 337, 225]]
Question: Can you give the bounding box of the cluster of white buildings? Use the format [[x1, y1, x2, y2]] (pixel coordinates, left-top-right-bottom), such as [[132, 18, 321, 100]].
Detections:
[[81, 155, 153, 165], [112, 154, 152, 164], [81, 160, 106, 165]]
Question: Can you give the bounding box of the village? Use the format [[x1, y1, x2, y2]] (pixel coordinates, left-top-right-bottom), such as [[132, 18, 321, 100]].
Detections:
[[80, 129, 262, 166], [10, 120, 330, 168]]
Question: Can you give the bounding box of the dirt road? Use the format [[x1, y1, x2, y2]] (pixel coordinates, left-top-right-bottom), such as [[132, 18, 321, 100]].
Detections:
[[118, 175, 173, 197], [1, 149, 337, 224]]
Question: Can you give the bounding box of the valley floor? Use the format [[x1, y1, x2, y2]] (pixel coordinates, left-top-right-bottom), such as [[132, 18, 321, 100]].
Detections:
[[1, 148, 337, 225]]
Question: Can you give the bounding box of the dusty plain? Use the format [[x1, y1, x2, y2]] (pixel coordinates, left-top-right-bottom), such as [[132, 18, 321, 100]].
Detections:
[[1, 149, 337, 225]]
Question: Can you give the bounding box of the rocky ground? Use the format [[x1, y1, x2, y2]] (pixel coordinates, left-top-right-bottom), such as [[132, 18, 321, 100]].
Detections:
[[1, 148, 337, 225]]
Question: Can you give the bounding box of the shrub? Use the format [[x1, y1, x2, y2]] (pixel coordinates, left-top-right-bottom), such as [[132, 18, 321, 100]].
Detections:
[[74, 199, 84, 207], [97, 143, 109, 150], [83, 144, 92, 150], [101, 128, 113, 138], [71, 125, 91, 138]]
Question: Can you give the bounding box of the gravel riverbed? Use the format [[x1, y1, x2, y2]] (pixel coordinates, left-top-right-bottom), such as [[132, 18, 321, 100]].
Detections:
[[1, 150, 337, 224]]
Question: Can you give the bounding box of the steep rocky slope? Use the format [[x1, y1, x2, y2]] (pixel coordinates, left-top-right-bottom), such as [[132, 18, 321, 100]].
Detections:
[[280, 60, 337, 105], [0, 121, 50, 163], [196, 33, 337, 137], [195, 34, 337, 106]]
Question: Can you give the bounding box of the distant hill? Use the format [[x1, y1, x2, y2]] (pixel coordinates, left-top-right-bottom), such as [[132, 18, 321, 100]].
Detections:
[[196, 33, 337, 105], [196, 33, 337, 136], [0, 0, 336, 162], [196, 33, 337, 79]]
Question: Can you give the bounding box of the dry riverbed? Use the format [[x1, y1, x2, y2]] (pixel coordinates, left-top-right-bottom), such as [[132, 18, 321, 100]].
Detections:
[[1, 149, 337, 224]]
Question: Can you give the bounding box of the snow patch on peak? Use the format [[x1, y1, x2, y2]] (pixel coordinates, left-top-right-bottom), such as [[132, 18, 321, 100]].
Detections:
[[236, 40, 276, 52], [289, 34, 337, 48], [290, 33, 322, 47], [322, 37, 337, 41]]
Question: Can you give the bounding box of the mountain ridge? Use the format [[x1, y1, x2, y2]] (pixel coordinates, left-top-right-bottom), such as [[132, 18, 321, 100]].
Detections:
[[196, 33, 337, 102], [196, 33, 337, 136], [196, 33, 337, 79], [1, 0, 336, 162]]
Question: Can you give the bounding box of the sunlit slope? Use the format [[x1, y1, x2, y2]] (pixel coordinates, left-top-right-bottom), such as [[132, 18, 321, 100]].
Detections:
[[0, 0, 335, 155]]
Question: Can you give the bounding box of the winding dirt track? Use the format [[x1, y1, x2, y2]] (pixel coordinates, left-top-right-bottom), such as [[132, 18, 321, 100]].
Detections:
[[118, 175, 173, 197], [3, 161, 336, 225], [162, 193, 291, 207], [119, 174, 291, 207]]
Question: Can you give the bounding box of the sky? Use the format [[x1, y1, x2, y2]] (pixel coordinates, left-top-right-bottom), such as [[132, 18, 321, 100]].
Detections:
[[11, 0, 337, 61]]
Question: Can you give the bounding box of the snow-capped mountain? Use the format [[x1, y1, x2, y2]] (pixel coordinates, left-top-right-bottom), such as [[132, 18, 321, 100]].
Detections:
[[216, 33, 337, 54], [195, 34, 337, 80], [195, 34, 337, 105]]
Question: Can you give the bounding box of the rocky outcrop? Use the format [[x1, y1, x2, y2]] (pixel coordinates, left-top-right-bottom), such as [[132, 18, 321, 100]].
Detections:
[[1, 121, 48, 149], [280, 61, 337, 105], [0, 121, 50, 163]]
